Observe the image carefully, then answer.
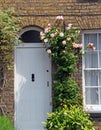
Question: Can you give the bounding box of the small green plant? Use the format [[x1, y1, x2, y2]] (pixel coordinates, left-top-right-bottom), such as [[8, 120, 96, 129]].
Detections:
[[0, 116, 15, 130], [44, 105, 94, 130]]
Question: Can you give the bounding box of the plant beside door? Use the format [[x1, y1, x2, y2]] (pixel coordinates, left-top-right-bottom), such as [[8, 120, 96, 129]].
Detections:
[[0, 116, 15, 130], [40, 16, 94, 130], [0, 8, 20, 130]]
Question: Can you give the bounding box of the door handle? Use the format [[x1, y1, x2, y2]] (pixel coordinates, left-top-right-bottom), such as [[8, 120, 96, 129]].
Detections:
[[32, 74, 35, 82], [47, 81, 49, 87]]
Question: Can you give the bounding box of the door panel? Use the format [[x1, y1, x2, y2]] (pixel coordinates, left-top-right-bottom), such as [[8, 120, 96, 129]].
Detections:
[[14, 46, 52, 130]]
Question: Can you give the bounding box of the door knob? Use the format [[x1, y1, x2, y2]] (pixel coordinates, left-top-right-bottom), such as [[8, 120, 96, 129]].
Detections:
[[31, 74, 35, 82]]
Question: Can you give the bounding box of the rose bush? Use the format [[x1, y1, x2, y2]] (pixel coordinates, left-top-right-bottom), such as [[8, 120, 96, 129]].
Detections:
[[40, 16, 94, 130], [40, 16, 82, 81]]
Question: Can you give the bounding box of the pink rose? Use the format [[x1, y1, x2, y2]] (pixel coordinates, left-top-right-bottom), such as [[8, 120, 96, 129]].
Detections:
[[68, 23, 72, 28], [48, 23, 51, 27], [40, 32, 45, 40], [59, 32, 64, 37], [78, 44, 82, 48], [66, 23, 72, 30], [56, 16, 64, 21], [66, 37, 71, 41], [44, 39, 48, 43], [47, 49, 51, 54], [44, 27, 51, 33], [50, 33, 55, 38], [87, 43, 96, 51], [62, 40, 66, 45], [72, 43, 78, 48], [72, 43, 82, 48]]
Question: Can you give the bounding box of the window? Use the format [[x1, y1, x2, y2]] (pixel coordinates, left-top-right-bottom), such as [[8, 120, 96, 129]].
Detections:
[[83, 30, 101, 113], [78, 0, 98, 2], [19, 26, 43, 43], [21, 30, 41, 43]]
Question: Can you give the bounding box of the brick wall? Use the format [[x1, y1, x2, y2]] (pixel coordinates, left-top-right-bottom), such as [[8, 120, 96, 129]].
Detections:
[[0, 0, 101, 129], [1, 0, 101, 29]]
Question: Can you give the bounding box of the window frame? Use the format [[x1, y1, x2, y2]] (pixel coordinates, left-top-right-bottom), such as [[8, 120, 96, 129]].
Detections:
[[82, 30, 101, 113]]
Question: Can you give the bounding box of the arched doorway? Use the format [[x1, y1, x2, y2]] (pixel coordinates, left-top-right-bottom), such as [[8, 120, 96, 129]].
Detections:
[[14, 26, 52, 130]]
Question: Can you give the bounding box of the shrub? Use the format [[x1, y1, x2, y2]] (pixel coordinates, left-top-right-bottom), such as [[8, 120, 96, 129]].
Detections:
[[44, 105, 94, 130]]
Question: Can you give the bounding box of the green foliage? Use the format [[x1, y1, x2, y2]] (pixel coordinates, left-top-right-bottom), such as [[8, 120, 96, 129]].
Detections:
[[41, 17, 82, 110], [40, 16, 94, 130], [54, 52, 78, 80], [44, 106, 94, 130], [0, 9, 20, 68], [53, 78, 82, 110], [0, 116, 15, 130]]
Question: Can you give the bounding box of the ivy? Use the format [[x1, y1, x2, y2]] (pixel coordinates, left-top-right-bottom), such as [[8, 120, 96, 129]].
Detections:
[[0, 9, 20, 115], [0, 9, 20, 69]]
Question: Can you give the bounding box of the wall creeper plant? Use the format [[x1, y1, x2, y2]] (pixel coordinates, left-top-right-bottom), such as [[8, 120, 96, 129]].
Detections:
[[40, 16, 95, 130], [0, 9, 20, 116]]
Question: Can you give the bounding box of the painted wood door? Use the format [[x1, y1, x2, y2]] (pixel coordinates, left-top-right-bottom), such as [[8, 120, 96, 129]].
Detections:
[[14, 43, 52, 130]]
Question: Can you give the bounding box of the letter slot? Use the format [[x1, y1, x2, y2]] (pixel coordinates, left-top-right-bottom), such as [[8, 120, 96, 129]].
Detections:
[[31, 74, 35, 82]]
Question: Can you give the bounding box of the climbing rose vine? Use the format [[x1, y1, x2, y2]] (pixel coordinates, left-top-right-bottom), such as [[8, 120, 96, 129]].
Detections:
[[40, 16, 82, 56], [40, 16, 94, 130], [40, 16, 83, 81], [40, 15, 96, 89], [40, 16, 96, 82], [40, 16, 95, 56]]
